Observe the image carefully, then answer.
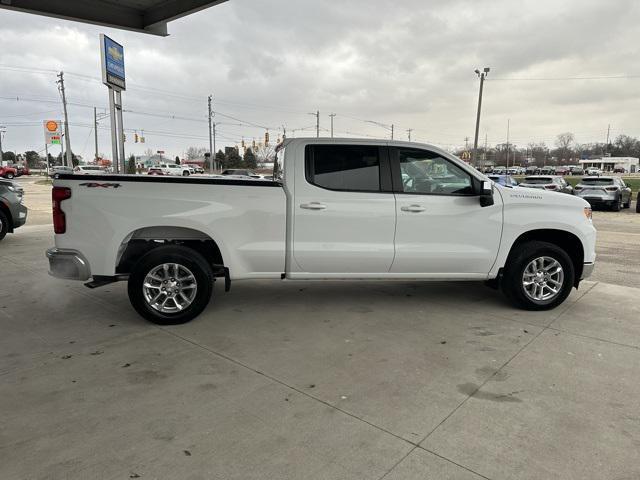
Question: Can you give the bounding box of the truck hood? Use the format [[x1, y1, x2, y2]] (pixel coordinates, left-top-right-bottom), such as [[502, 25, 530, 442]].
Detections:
[[496, 185, 590, 209]]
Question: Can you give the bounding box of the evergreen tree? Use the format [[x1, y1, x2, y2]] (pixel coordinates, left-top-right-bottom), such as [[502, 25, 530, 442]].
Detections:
[[225, 148, 243, 168], [243, 148, 257, 169], [215, 149, 226, 169], [127, 155, 136, 174]]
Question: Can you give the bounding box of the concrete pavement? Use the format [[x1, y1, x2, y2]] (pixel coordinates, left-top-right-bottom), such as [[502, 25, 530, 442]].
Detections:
[[1, 223, 640, 479]]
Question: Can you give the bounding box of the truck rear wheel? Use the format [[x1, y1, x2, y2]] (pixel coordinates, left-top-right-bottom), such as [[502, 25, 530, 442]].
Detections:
[[501, 241, 574, 311], [127, 245, 214, 324]]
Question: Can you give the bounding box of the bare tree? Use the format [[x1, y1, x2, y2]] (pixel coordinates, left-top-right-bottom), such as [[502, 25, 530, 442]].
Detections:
[[252, 143, 276, 166], [185, 146, 208, 160], [555, 132, 575, 162]]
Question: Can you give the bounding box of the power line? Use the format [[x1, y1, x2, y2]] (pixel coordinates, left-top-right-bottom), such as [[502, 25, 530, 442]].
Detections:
[[490, 74, 640, 81]]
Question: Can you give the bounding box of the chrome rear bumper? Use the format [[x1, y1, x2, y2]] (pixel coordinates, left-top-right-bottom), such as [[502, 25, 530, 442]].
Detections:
[[581, 262, 595, 280], [46, 248, 91, 281]]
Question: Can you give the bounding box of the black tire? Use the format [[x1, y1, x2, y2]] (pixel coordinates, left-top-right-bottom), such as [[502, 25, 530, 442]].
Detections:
[[0, 210, 8, 242], [636, 197, 640, 213], [127, 245, 214, 325], [623, 194, 631, 209], [182, 171, 190, 176], [5, 173, 14, 179], [611, 196, 621, 212], [501, 241, 575, 311]]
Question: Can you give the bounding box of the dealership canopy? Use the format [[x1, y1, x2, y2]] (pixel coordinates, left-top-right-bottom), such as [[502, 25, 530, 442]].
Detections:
[[0, 0, 227, 36]]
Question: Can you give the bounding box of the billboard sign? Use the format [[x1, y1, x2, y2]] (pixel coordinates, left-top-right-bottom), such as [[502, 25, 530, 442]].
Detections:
[[44, 120, 62, 145], [100, 34, 125, 90]]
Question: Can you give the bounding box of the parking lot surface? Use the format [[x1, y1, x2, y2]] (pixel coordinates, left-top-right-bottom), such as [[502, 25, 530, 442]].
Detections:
[[2, 176, 640, 479]]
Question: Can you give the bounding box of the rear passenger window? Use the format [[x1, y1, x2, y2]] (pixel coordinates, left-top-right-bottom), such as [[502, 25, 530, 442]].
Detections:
[[305, 145, 380, 191]]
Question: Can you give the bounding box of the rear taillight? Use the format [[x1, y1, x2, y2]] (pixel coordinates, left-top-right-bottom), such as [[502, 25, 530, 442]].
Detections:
[[52, 187, 71, 234], [574, 186, 582, 191], [605, 186, 618, 192]]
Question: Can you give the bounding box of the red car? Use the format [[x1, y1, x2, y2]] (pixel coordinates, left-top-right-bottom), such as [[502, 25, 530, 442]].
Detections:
[[0, 166, 18, 179], [11, 165, 30, 176]]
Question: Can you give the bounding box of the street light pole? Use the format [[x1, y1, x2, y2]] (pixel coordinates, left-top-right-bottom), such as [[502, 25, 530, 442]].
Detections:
[[472, 67, 490, 166], [208, 95, 214, 174], [0, 127, 5, 164]]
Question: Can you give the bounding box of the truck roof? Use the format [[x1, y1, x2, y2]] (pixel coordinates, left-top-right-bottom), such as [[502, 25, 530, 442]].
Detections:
[[281, 137, 446, 154]]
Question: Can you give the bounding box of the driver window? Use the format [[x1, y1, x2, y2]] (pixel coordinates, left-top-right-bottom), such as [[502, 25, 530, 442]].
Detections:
[[398, 149, 473, 195]]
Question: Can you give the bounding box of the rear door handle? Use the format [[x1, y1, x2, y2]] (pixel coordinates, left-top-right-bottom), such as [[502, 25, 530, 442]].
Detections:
[[300, 202, 327, 210], [401, 204, 426, 212]]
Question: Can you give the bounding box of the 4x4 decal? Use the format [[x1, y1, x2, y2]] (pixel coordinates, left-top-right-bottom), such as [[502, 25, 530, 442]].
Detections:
[[79, 183, 121, 188]]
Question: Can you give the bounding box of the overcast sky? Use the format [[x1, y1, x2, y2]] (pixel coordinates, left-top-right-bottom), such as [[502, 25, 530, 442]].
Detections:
[[1, 0, 639, 160]]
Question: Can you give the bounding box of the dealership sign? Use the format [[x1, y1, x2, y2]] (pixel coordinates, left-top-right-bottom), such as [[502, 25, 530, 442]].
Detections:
[[44, 120, 62, 145], [100, 34, 126, 90]]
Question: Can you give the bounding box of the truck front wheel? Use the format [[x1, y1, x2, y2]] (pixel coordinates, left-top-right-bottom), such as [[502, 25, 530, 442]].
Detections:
[[127, 245, 214, 324], [501, 241, 574, 311]]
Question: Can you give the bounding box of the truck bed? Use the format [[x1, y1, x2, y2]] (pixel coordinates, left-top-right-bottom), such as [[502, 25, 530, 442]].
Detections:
[[52, 174, 287, 279]]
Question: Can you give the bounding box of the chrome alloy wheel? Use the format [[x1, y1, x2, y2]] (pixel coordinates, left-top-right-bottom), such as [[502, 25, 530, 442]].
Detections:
[[142, 263, 197, 313], [522, 256, 564, 302]]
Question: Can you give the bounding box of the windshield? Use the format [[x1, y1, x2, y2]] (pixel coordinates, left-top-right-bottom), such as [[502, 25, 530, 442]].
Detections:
[[582, 178, 614, 185], [523, 177, 553, 184]]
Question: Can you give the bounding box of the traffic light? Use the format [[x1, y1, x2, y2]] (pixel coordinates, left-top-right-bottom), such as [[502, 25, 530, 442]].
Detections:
[[134, 133, 139, 143], [265, 131, 269, 145], [123, 133, 127, 142]]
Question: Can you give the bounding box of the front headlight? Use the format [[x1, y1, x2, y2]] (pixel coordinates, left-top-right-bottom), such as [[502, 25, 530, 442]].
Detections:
[[583, 207, 592, 221]]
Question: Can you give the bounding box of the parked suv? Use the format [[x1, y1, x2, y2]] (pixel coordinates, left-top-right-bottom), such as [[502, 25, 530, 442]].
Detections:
[[519, 175, 574, 194], [0, 179, 28, 241], [74, 165, 107, 174], [159, 164, 191, 176], [574, 176, 632, 211]]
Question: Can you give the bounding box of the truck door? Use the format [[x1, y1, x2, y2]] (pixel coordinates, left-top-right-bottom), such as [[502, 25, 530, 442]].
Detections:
[[389, 147, 502, 276], [291, 143, 396, 275]]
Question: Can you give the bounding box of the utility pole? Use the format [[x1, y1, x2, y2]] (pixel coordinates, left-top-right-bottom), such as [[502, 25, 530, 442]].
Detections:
[[472, 67, 490, 166], [57, 72, 73, 167], [94, 107, 99, 163], [391, 124, 394, 140], [213, 122, 217, 170], [0, 126, 4, 164], [208, 95, 214, 174], [605, 123, 611, 156], [505, 119, 510, 169], [407, 129, 413, 141], [483, 133, 488, 167], [329, 113, 336, 138]]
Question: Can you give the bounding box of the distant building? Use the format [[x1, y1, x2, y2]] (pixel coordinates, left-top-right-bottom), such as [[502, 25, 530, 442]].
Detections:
[[135, 154, 166, 167], [579, 157, 639, 173]]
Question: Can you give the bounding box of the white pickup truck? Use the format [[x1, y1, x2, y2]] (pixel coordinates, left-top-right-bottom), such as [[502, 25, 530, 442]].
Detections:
[[47, 138, 596, 324]]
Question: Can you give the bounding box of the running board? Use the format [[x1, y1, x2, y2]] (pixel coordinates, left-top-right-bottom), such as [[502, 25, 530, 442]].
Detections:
[[84, 275, 129, 289]]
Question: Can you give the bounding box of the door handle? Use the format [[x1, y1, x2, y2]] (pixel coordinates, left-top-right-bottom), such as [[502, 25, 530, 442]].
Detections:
[[300, 202, 327, 210], [401, 204, 426, 212]]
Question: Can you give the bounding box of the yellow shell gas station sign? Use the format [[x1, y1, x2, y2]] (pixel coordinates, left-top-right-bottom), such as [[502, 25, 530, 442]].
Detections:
[[44, 120, 62, 145]]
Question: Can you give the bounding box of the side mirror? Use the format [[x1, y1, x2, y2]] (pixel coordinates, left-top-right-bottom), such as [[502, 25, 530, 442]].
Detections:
[[479, 180, 494, 207]]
